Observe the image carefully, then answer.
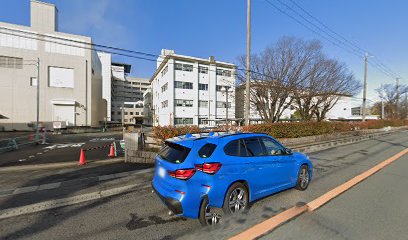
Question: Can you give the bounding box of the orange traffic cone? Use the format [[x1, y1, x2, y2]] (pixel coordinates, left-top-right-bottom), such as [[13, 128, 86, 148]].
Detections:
[[108, 144, 116, 158], [78, 148, 86, 165]]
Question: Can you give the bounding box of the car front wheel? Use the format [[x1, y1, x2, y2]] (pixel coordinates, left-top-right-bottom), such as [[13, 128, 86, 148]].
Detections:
[[296, 165, 310, 191]]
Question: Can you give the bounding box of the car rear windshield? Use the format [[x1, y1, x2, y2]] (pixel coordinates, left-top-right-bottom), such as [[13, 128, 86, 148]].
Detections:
[[158, 141, 191, 164], [198, 143, 217, 158]]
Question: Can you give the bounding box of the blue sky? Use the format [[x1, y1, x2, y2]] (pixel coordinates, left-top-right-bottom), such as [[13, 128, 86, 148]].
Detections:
[[1, 0, 407, 102]]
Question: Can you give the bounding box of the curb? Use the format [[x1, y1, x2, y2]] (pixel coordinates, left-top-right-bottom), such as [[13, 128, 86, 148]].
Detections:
[[0, 183, 150, 220], [0, 168, 155, 220], [289, 129, 405, 153], [0, 168, 154, 198], [230, 148, 408, 240]]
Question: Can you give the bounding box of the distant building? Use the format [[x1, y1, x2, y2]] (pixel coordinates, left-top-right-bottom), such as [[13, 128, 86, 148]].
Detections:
[[235, 83, 378, 122], [0, 0, 106, 130], [150, 49, 236, 127], [143, 87, 153, 126], [97, 52, 112, 121], [110, 62, 149, 125]]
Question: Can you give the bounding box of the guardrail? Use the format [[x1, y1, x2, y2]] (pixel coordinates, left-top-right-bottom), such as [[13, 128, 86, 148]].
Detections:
[[0, 133, 46, 153]]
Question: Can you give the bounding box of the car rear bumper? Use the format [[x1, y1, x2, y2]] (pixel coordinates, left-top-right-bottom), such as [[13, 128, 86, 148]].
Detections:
[[152, 184, 183, 215]]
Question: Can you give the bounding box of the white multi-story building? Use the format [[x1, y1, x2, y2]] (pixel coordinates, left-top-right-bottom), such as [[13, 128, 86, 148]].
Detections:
[[110, 62, 149, 124], [150, 49, 236, 127]]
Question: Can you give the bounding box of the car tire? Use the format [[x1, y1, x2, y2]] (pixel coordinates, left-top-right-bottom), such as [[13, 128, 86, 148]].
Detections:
[[296, 165, 310, 191], [198, 197, 221, 226], [222, 182, 249, 215]]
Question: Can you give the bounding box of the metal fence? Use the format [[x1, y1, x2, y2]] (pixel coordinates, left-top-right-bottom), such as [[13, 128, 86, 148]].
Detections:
[[0, 133, 46, 153]]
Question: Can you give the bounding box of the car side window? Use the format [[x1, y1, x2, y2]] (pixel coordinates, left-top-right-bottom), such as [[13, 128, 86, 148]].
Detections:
[[261, 137, 285, 156], [243, 137, 265, 157], [224, 139, 248, 157], [198, 143, 217, 158]]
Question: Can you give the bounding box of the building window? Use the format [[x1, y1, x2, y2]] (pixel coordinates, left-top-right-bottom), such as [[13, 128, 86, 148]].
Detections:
[[198, 83, 208, 91], [130, 112, 134, 115], [198, 118, 208, 125], [217, 101, 231, 108], [175, 81, 193, 89], [175, 63, 193, 72], [0, 56, 23, 69], [216, 68, 232, 77], [161, 83, 168, 92], [117, 111, 121, 115], [136, 112, 140, 115], [175, 118, 193, 125], [162, 100, 168, 108], [199, 66, 208, 74], [199, 100, 208, 108], [30, 77, 38, 86], [216, 85, 231, 92], [351, 107, 361, 116], [175, 99, 193, 107], [125, 112, 128, 115], [161, 65, 168, 76]]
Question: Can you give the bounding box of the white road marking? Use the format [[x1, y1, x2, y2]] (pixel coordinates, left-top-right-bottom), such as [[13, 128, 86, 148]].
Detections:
[[28, 155, 35, 158], [18, 159, 26, 162], [36, 152, 42, 155]]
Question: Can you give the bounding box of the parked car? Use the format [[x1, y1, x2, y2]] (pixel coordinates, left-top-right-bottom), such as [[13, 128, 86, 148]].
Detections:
[[151, 132, 313, 225]]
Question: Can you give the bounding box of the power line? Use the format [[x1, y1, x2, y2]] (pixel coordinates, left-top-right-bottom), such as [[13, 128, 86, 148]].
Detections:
[[265, 0, 402, 80]]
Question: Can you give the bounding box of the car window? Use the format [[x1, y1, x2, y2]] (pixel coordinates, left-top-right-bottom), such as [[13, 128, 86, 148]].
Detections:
[[224, 139, 248, 157], [198, 143, 217, 158], [244, 137, 265, 157], [158, 141, 191, 163], [261, 137, 284, 156]]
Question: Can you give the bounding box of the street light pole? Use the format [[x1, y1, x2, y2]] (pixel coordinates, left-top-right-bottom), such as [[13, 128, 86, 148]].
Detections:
[[244, 0, 251, 126], [362, 53, 368, 122], [226, 88, 229, 131]]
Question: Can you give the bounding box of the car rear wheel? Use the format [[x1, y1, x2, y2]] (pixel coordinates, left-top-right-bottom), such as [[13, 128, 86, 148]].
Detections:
[[296, 165, 310, 191], [198, 198, 221, 226], [222, 182, 249, 215]]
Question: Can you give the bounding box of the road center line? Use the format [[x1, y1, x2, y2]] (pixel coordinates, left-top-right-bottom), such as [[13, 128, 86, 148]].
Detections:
[[230, 148, 408, 240]]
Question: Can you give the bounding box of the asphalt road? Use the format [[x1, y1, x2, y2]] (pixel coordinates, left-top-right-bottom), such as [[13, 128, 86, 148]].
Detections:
[[0, 131, 124, 167], [263, 153, 408, 240], [0, 131, 407, 240]]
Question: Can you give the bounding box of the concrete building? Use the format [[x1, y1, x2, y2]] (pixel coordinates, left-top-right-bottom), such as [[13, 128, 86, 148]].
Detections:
[[0, 0, 106, 130], [143, 87, 153, 126], [235, 83, 378, 122], [150, 49, 236, 127], [97, 52, 112, 121], [110, 62, 149, 125]]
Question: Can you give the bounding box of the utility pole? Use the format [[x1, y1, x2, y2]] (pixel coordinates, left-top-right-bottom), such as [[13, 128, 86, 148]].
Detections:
[[35, 58, 40, 144], [362, 53, 368, 122], [244, 0, 251, 126]]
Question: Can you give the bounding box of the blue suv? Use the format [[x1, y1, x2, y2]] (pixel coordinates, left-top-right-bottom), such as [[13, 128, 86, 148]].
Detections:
[[152, 132, 312, 225]]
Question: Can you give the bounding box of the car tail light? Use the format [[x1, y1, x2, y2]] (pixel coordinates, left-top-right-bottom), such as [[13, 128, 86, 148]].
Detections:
[[168, 169, 196, 180], [195, 162, 222, 175]]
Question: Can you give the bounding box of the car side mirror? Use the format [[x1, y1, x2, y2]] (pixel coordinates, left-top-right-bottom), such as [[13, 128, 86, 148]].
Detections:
[[284, 148, 293, 155]]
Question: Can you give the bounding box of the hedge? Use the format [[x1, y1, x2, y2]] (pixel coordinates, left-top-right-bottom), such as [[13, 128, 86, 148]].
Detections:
[[152, 120, 408, 141]]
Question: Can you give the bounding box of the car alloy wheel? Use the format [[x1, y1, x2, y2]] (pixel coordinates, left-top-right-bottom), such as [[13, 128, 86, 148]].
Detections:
[[204, 204, 221, 225], [296, 165, 310, 191], [228, 187, 247, 213]]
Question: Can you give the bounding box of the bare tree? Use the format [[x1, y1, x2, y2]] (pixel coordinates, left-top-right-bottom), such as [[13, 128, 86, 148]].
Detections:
[[238, 37, 321, 122], [376, 83, 408, 119], [238, 36, 360, 122]]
